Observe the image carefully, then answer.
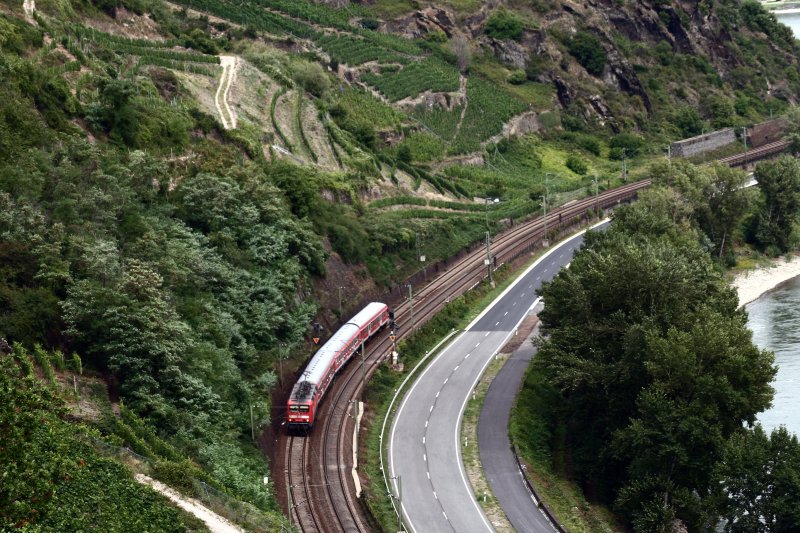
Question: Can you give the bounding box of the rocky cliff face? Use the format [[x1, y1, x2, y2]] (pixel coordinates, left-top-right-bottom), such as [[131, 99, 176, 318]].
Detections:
[[329, 0, 799, 133]]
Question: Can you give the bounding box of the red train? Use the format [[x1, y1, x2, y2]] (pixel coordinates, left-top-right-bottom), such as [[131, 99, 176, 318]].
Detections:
[[286, 302, 390, 431]]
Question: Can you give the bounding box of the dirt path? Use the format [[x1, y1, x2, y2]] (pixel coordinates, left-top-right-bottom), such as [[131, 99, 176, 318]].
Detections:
[[135, 474, 244, 533], [452, 74, 469, 140], [215, 56, 238, 129], [22, 0, 36, 22]]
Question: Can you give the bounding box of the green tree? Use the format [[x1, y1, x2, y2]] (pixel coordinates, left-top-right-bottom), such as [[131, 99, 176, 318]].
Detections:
[[714, 425, 800, 533], [751, 156, 800, 253], [485, 8, 524, 41], [651, 161, 753, 258], [568, 31, 607, 76], [534, 209, 775, 530]]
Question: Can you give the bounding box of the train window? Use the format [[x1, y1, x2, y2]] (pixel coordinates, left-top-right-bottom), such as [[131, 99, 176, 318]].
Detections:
[[299, 405, 309, 412], [290, 405, 310, 412], [290, 405, 299, 412]]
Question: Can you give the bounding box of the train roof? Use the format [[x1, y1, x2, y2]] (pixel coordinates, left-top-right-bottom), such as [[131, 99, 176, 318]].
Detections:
[[301, 323, 360, 387], [349, 302, 387, 328], [290, 303, 387, 396]]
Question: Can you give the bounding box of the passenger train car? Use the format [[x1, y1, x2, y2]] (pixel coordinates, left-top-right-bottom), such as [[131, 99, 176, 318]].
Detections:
[[286, 302, 390, 431]]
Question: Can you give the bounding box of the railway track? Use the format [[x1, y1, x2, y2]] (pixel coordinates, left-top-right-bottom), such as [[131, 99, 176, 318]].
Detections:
[[281, 179, 649, 532], [282, 134, 789, 533], [718, 139, 790, 167]]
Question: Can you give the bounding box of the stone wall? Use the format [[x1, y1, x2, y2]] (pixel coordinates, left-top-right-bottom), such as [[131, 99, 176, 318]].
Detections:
[[747, 118, 787, 148], [671, 128, 736, 158]]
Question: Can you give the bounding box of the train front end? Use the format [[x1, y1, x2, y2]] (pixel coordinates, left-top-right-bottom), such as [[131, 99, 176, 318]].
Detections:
[[287, 380, 316, 431]]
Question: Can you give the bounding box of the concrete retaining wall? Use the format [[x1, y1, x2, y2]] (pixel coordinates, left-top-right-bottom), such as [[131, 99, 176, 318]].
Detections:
[[671, 127, 736, 158]]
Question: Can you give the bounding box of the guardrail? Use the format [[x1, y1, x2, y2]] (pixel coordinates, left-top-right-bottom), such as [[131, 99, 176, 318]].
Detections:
[[511, 444, 568, 533]]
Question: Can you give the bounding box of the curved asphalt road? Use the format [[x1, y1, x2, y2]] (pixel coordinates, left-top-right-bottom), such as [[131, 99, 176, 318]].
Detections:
[[479, 319, 556, 533], [390, 221, 607, 533]]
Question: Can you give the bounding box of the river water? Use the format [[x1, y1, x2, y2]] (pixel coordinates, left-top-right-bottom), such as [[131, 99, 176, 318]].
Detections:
[[747, 276, 800, 435], [775, 11, 800, 39]]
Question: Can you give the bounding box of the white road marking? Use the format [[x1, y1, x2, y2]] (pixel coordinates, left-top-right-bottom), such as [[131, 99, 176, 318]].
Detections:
[[427, 471, 430, 479], [425, 420, 428, 428], [484, 332, 489, 337], [433, 491, 438, 500], [454, 365, 459, 371], [504, 312, 508, 316], [495, 321, 500, 326], [424, 454, 427, 462], [443, 512, 448, 520], [423, 437, 426, 444], [430, 406, 433, 413], [436, 391, 440, 398], [443, 378, 448, 385]]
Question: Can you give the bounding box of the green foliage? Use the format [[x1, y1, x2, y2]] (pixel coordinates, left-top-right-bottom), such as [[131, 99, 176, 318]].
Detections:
[[84, 78, 193, 151], [331, 88, 402, 131], [411, 104, 463, 140], [650, 160, 753, 258], [362, 58, 460, 101], [703, 94, 736, 129], [565, 153, 587, 175], [270, 88, 293, 150], [290, 60, 331, 98], [713, 425, 800, 533], [567, 31, 607, 77], [748, 156, 800, 253], [0, 352, 189, 531], [316, 33, 406, 66], [485, 8, 524, 41], [507, 69, 526, 85], [395, 132, 445, 162], [672, 105, 703, 137], [531, 199, 775, 530], [450, 77, 527, 154], [609, 132, 643, 158]]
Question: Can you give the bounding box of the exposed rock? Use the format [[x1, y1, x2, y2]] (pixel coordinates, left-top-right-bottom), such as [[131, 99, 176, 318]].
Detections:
[[506, 111, 541, 137], [587, 95, 617, 131], [487, 37, 528, 69], [604, 49, 652, 113], [554, 77, 575, 109], [386, 7, 457, 39], [396, 91, 466, 113]]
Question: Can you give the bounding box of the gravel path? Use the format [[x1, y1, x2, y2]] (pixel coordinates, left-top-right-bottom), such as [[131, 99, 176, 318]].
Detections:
[[135, 474, 244, 533]]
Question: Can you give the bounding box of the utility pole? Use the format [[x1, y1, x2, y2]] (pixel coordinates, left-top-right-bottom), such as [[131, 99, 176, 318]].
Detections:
[[407, 284, 414, 332], [592, 175, 599, 216], [250, 403, 255, 442], [541, 194, 548, 246], [338, 286, 344, 316], [485, 231, 493, 285], [622, 148, 628, 182], [742, 126, 748, 166], [416, 233, 426, 281]]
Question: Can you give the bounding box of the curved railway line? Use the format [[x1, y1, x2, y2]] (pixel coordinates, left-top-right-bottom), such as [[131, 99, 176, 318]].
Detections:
[[280, 141, 788, 533]]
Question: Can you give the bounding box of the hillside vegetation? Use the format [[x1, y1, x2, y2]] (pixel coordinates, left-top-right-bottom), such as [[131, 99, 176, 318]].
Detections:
[[1, 0, 800, 528]]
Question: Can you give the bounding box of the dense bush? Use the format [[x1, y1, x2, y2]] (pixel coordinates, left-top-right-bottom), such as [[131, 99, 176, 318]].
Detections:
[[565, 153, 588, 175], [485, 8, 524, 41], [567, 31, 607, 76]]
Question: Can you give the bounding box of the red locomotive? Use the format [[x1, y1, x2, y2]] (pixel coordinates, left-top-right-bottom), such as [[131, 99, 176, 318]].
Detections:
[[287, 302, 390, 431]]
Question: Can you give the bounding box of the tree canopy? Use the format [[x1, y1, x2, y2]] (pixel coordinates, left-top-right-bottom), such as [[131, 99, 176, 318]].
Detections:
[[534, 199, 775, 530]]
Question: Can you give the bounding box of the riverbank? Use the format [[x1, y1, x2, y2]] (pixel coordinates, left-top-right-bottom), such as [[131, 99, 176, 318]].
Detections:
[[731, 254, 800, 307]]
